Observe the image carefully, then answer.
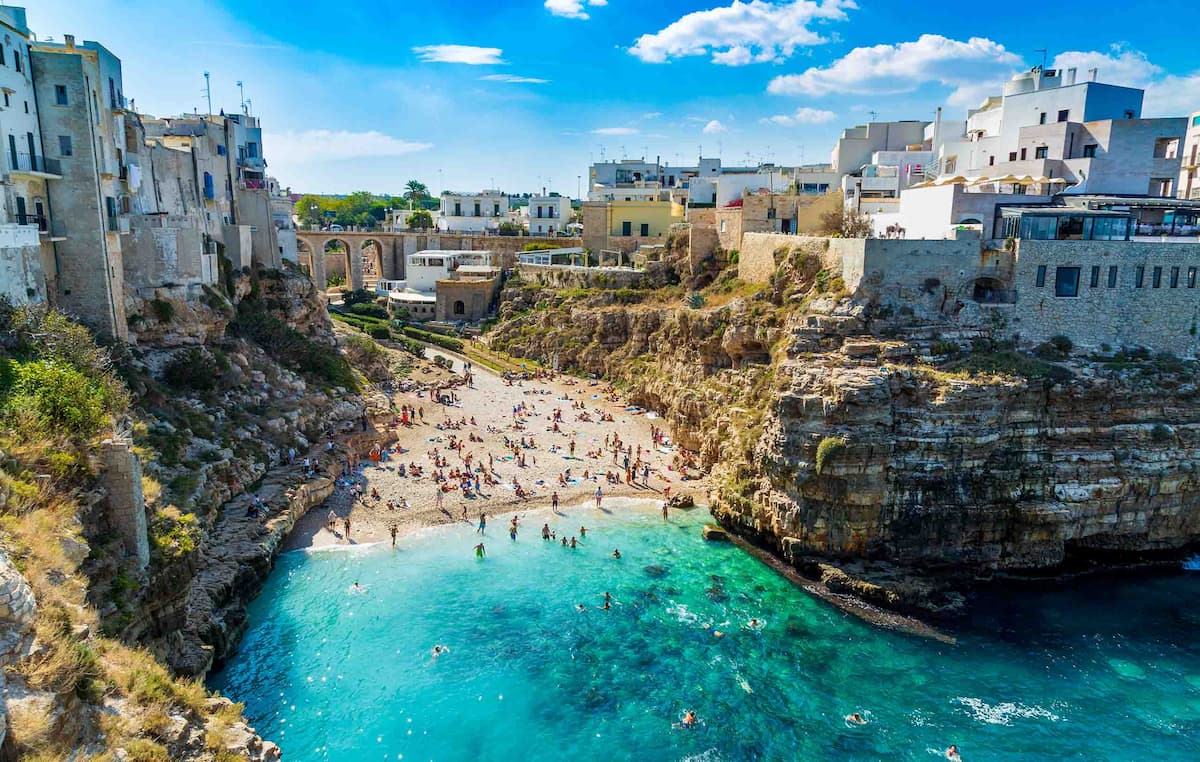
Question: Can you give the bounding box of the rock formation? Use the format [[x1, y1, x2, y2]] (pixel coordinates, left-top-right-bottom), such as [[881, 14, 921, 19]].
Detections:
[[489, 246, 1200, 615]]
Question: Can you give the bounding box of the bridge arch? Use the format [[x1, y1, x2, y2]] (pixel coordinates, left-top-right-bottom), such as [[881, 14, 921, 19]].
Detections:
[[360, 239, 384, 289]]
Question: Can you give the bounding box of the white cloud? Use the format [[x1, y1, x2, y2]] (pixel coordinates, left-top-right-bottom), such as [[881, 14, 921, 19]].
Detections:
[[767, 34, 1022, 107], [762, 106, 837, 125], [413, 45, 504, 65], [641, 111, 663, 120], [545, 0, 608, 20], [479, 74, 550, 84], [268, 130, 432, 162], [702, 119, 728, 134], [1052, 46, 1200, 117], [591, 127, 639, 135], [630, 0, 854, 66]]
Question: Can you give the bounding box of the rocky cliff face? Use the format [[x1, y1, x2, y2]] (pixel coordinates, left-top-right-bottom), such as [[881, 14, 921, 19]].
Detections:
[[490, 254, 1200, 614]]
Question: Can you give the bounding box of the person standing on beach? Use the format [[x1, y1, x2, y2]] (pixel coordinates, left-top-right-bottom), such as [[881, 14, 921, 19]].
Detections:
[[389, 523, 398, 548], [594, 486, 603, 509], [552, 492, 559, 513], [327, 509, 337, 532], [343, 516, 352, 541]]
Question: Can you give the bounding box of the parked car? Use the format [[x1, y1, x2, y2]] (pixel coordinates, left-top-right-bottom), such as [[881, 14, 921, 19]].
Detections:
[[328, 224, 344, 232]]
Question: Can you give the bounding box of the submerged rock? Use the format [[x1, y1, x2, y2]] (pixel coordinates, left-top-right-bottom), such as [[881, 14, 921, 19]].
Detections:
[[702, 524, 729, 542]]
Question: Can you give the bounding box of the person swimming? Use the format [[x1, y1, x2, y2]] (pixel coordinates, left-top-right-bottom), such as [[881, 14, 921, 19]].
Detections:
[[681, 710, 697, 727], [845, 712, 867, 726], [602, 592, 612, 610], [612, 549, 621, 559], [474, 542, 486, 558], [748, 618, 761, 628], [945, 745, 962, 761], [432, 645, 450, 658], [579, 526, 588, 537], [575, 604, 586, 613], [570, 536, 578, 548]]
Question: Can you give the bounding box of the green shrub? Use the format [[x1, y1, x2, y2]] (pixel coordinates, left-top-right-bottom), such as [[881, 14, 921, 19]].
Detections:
[[340, 288, 377, 307], [815, 436, 847, 475], [401, 326, 464, 352], [149, 507, 201, 560], [5, 359, 112, 439], [523, 242, 558, 251], [149, 298, 175, 323], [350, 302, 389, 319], [162, 347, 221, 392], [930, 341, 959, 356], [369, 326, 391, 340], [687, 292, 705, 309], [1048, 334, 1073, 355]]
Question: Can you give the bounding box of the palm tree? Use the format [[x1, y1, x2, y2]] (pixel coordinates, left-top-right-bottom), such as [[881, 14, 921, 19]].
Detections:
[[404, 180, 429, 203]]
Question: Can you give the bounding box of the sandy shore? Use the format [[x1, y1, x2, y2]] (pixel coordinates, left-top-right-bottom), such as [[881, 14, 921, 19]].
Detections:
[[284, 347, 705, 551]]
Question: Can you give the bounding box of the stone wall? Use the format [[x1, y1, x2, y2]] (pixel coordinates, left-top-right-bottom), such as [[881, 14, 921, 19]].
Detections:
[[102, 438, 149, 571], [435, 277, 497, 322], [123, 218, 211, 294], [1011, 239, 1200, 356], [738, 233, 845, 284], [686, 208, 721, 265], [0, 225, 46, 306], [715, 207, 742, 253], [516, 264, 651, 290]]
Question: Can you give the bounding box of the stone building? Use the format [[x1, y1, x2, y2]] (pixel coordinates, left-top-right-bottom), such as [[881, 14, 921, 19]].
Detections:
[[1180, 112, 1200, 202], [31, 35, 130, 340]]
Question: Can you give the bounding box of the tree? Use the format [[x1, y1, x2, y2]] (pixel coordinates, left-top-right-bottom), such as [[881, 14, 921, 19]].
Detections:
[[404, 180, 429, 203], [498, 221, 523, 236], [818, 206, 873, 238], [294, 194, 327, 226], [406, 210, 434, 230]]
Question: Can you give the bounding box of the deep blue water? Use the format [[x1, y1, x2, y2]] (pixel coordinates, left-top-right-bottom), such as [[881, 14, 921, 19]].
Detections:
[[210, 499, 1200, 761]]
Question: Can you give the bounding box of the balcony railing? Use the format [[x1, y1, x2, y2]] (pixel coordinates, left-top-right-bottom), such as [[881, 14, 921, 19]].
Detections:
[[8, 152, 62, 176], [15, 213, 49, 232]]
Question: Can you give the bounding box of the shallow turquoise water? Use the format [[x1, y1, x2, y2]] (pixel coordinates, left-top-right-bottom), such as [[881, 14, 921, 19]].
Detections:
[[211, 499, 1200, 761]]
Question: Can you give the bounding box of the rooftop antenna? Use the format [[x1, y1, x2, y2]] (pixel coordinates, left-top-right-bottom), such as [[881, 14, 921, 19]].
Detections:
[[1034, 48, 1048, 69], [620, 145, 627, 159], [203, 71, 212, 115], [237, 80, 246, 114], [869, 110, 878, 122]]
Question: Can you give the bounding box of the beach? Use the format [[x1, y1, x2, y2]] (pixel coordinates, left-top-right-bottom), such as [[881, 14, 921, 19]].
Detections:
[[284, 344, 704, 550]]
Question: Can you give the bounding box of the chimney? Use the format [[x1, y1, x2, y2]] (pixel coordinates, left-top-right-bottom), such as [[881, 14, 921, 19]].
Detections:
[[1066, 68, 1077, 86], [64, 34, 75, 48], [1089, 68, 1098, 82]]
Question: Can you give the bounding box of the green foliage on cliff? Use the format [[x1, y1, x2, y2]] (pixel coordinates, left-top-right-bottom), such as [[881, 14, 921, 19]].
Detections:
[[815, 436, 847, 475], [162, 347, 223, 393], [349, 301, 389, 319]]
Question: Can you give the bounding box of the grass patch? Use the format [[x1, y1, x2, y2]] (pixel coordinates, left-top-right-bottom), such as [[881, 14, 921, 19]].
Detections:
[[815, 436, 847, 475]]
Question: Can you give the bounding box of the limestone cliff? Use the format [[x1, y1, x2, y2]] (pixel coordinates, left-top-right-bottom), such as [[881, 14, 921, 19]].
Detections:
[[490, 250, 1200, 614]]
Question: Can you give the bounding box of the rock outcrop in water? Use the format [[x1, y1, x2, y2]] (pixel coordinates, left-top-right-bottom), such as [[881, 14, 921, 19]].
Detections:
[[489, 248, 1200, 614]]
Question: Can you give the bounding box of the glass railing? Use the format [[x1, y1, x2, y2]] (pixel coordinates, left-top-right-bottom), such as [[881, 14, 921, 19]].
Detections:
[[8, 152, 62, 175]]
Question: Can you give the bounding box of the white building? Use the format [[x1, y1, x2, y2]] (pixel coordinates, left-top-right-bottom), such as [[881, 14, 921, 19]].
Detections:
[[437, 190, 509, 233], [377, 249, 494, 317], [527, 195, 571, 235], [0, 5, 58, 307], [588, 157, 838, 208], [1180, 112, 1200, 201], [268, 176, 297, 263], [835, 118, 965, 212]]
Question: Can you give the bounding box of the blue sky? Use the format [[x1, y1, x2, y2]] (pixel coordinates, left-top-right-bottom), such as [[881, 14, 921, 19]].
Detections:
[[30, 0, 1199, 196]]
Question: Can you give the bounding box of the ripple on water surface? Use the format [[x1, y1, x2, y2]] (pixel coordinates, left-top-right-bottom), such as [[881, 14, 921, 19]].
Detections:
[[210, 499, 1200, 761]]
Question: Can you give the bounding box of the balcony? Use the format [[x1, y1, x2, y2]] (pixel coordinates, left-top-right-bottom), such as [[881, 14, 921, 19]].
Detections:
[[8, 152, 62, 179], [106, 214, 130, 234], [15, 213, 49, 232]]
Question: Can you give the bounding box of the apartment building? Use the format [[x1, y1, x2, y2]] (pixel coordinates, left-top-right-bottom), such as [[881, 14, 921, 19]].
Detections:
[[1180, 112, 1200, 201], [31, 35, 130, 339], [437, 190, 509, 233], [527, 194, 571, 235], [589, 157, 838, 208]]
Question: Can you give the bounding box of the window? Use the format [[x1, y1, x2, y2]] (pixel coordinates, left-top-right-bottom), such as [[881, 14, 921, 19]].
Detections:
[[14, 49, 20, 73], [217, 144, 226, 156], [1152, 266, 1162, 288], [1170, 266, 1180, 288], [1108, 266, 1118, 288], [453, 300, 465, 315], [1081, 144, 1097, 158], [0, 46, 5, 66], [621, 221, 632, 236], [1035, 146, 1048, 159], [23, 101, 27, 113], [1090, 266, 1100, 288], [58, 135, 72, 156], [640, 223, 650, 237], [2, 93, 8, 108], [1020, 148, 1027, 160], [1035, 265, 1047, 287], [1008, 151, 1017, 162], [1039, 112, 1047, 125], [1055, 267, 1081, 297], [54, 85, 68, 105], [988, 156, 995, 166], [1057, 109, 1069, 122], [1126, 110, 1137, 120], [1136, 266, 1145, 287], [1189, 267, 1197, 288]]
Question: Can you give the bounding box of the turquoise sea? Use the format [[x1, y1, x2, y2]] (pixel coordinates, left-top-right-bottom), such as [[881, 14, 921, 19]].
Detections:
[[210, 499, 1200, 761]]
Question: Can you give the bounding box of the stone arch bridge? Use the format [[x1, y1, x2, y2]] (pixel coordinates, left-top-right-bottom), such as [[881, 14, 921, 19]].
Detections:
[[295, 231, 580, 292]]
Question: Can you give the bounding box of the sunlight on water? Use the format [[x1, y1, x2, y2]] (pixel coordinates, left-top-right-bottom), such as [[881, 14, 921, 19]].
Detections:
[[211, 499, 1200, 761]]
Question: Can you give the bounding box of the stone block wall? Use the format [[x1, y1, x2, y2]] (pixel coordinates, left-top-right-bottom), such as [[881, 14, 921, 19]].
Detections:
[[516, 264, 650, 290], [435, 277, 498, 322], [102, 438, 149, 570], [1011, 239, 1200, 356]]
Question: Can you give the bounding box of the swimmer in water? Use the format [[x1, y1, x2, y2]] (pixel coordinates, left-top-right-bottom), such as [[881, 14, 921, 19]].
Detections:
[[432, 645, 449, 658], [570, 536, 578, 548], [748, 618, 760, 628], [601, 592, 613, 610], [576, 604, 586, 613], [474, 542, 486, 558], [681, 710, 697, 727], [579, 526, 587, 538], [945, 745, 962, 762], [351, 581, 363, 592], [612, 549, 621, 559], [845, 712, 867, 725]]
